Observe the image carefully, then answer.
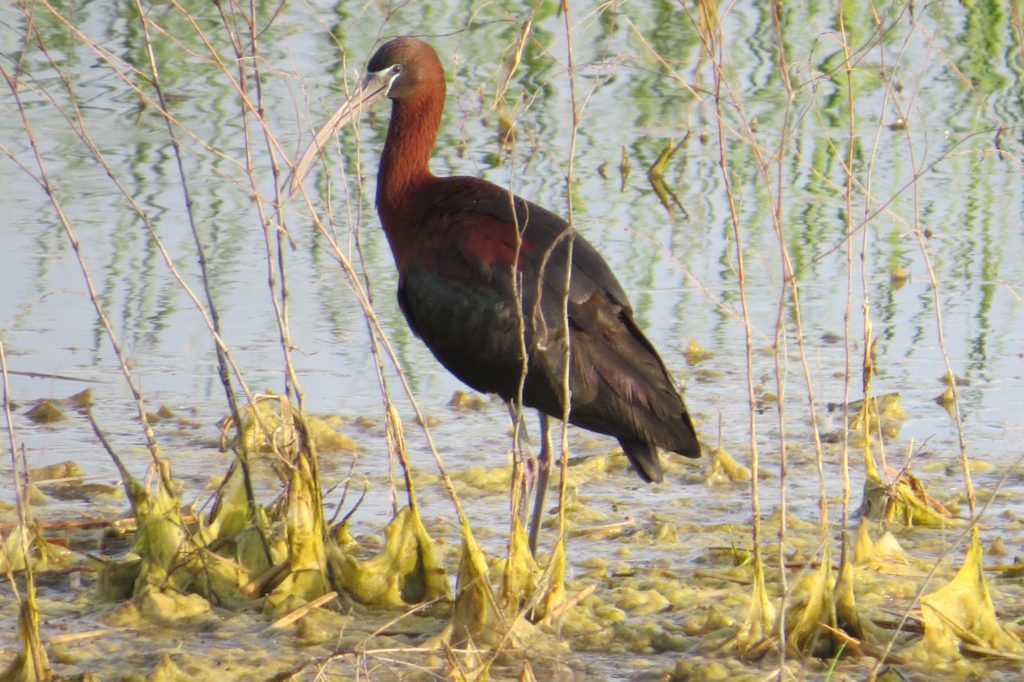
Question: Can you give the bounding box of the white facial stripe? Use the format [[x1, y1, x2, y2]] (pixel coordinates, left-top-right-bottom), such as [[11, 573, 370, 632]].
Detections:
[[375, 64, 402, 97]]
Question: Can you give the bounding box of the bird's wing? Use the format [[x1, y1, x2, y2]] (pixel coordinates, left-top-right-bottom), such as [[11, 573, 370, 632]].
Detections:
[[458, 189, 699, 460], [398, 180, 698, 459], [431, 186, 666, 393], [426, 182, 631, 310]]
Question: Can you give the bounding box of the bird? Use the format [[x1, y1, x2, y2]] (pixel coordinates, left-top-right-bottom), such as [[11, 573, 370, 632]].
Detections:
[[288, 37, 701, 551]]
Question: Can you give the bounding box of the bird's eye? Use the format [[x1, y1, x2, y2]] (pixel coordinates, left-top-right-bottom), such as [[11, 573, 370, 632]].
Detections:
[[381, 63, 403, 97]]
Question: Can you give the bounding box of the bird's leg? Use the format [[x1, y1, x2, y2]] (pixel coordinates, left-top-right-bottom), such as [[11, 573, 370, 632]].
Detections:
[[507, 402, 536, 534], [528, 413, 552, 554]]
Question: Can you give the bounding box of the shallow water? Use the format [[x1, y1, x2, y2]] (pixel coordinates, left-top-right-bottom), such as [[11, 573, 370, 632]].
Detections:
[[1, 0, 1023, 679]]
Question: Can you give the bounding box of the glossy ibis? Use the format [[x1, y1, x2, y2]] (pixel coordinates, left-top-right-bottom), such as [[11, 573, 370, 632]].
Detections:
[[289, 37, 700, 551]]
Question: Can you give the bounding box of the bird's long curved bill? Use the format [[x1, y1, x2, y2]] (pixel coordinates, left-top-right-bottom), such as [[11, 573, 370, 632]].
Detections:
[[286, 70, 394, 197]]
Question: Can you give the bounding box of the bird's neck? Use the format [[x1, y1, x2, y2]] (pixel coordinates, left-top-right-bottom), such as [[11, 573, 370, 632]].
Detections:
[[377, 95, 441, 215]]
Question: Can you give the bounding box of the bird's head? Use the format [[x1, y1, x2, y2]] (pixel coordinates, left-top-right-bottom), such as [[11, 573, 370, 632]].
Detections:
[[365, 37, 443, 102], [286, 36, 444, 196]]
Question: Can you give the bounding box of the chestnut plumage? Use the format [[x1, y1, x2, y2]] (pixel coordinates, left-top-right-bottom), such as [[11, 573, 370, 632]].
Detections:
[[290, 37, 700, 548]]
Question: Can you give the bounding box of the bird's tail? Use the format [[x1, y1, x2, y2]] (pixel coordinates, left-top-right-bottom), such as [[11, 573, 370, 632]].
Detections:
[[618, 439, 664, 484]]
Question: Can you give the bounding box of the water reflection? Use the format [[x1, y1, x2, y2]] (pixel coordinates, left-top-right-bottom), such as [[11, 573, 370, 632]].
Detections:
[[0, 0, 1022, 648], [1, 3, 1019, 441], [2, 1, 1024, 678]]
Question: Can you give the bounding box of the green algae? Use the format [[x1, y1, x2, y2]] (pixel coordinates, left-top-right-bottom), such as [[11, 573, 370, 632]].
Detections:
[[684, 338, 714, 364], [706, 446, 752, 485], [327, 505, 449, 608], [783, 556, 837, 657], [3, 395, 1021, 681], [0, 524, 75, 574], [858, 459, 959, 528], [448, 390, 490, 412], [228, 395, 359, 454], [24, 400, 65, 425], [909, 528, 1024, 662], [4, 449, 1023, 681]]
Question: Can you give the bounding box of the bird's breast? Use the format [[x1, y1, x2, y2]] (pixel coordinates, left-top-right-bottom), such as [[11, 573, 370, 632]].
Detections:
[[398, 266, 526, 398]]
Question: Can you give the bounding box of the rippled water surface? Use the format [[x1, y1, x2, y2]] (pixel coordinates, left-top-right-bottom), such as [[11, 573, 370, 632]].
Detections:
[[1, 1, 1023, 679]]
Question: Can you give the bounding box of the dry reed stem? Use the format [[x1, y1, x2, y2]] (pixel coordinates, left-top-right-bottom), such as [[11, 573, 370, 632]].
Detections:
[[129, 0, 277, 557], [3, 60, 163, 475], [502, 58, 534, 557], [835, 0, 860, 593], [6, 12, 258, 406], [829, 4, 1015, 675], [553, 0, 580, 599], [1, 340, 51, 680], [267, 590, 339, 630], [295, 191, 475, 526], [46, 628, 124, 647], [4, 2, 1021, 678], [695, 0, 839, 662], [700, 0, 776, 653], [10, 3, 281, 535], [281, 20, 471, 529]]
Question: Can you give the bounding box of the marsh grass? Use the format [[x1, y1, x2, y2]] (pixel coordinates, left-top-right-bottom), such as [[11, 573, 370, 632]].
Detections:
[[2, 0, 1023, 680]]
